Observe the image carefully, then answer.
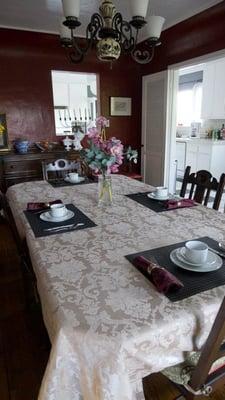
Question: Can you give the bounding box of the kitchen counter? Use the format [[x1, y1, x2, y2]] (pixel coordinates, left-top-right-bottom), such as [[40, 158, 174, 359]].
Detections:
[[176, 137, 225, 145]]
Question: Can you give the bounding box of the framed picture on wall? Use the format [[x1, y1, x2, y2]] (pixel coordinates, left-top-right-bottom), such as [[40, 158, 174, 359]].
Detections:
[[0, 114, 9, 151], [110, 97, 132, 116]]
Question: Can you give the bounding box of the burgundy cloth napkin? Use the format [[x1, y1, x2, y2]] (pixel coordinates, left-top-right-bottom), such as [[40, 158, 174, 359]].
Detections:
[[133, 255, 184, 294], [163, 198, 195, 210], [26, 199, 62, 211]]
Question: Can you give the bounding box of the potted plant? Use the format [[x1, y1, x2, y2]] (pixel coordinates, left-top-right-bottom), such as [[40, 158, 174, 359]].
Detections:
[[83, 116, 123, 206]]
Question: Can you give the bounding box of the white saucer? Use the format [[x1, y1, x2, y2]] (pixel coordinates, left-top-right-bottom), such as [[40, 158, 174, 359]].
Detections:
[[64, 176, 85, 184], [178, 247, 216, 266], [147, 192, 169, 201], [40, 210, 74, 223], [170, 248, 223, 272]]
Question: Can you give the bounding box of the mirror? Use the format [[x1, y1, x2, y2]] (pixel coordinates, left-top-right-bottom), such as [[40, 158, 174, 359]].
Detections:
[[51, 71, 99, 136]]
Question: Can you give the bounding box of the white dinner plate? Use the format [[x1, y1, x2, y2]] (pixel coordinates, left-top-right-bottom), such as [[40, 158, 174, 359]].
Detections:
[[64, 176, 85, 184], [170, 248, 223, 272], [147, 192, 169, 201], [40, 210, 74, 223], [177, 247, 217, 266]]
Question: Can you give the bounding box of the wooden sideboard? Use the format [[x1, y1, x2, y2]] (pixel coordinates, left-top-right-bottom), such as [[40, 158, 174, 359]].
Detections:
[[0, 150, 81, 192]]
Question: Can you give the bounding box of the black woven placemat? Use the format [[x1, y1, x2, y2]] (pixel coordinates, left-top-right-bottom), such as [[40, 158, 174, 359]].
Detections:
[[126, 237, 225, 302], [24, 203, 97, 237], [49, 177, 94, 188], [125, 192, 197, 213]]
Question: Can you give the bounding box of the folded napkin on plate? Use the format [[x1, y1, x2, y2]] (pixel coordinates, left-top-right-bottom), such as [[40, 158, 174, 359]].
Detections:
[[133, 255, 184, 294], [163, 198, 195, 210], [26, 199, 62, 211]]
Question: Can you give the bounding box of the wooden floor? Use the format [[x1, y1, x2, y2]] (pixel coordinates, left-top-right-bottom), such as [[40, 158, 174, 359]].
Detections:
[[0, 218, 50, 400], [0, 217, 225, 400]]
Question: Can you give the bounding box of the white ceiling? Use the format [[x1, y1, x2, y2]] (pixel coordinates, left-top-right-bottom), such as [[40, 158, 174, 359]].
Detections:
[[0, 0, 223, 39]]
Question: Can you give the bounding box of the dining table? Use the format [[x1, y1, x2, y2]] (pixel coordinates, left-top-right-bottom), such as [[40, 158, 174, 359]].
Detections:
[[6, 174, 225, 400]]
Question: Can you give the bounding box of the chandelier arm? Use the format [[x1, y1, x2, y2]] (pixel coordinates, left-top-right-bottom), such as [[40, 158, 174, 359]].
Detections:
[[66, 29, 84, 63], [68, 13, 104, 63], [131, 46, 155, 65], [87, 13, 104, 40], [112, 13, 135, 53], [68, 50, 84, 63]]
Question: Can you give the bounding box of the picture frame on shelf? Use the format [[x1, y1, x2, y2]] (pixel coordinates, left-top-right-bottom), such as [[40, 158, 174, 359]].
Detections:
[[0, 114, 9, 151], [110, 97, 132, 116]]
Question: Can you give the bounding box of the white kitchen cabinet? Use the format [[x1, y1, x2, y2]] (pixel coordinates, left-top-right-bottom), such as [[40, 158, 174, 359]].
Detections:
[[201, 58, 225, 119], [210, 145, 225, 178], [184, 139, 225, 180], [196, 143, 211, 171], [212, 59, 225, 119], [186, 142, 197, 171], [201, 64, 215, 119], [176, 141, 186, 176]]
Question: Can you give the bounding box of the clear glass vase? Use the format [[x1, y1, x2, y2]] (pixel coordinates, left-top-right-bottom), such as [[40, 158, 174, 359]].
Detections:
[[98, 174, 112, 206]]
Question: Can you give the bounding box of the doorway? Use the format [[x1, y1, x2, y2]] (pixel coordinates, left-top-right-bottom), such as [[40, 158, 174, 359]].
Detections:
[[142, 48, 225, 204]]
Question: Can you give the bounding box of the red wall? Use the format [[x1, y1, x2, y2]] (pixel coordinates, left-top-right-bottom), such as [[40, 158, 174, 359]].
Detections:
[[0, 28, 141, 149], [141, 2, 225, 75], [1, 2, 225, 151]]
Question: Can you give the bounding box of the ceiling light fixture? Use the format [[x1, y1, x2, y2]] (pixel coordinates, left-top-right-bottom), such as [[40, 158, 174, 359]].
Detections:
[[60, 0, 165, 64]]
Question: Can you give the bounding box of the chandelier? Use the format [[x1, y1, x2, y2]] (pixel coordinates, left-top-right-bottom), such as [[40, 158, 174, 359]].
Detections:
[[59, 0, 165, 64]]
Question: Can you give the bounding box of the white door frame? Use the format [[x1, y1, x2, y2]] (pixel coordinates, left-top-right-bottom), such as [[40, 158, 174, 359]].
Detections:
[[164, 68, 179, 192]]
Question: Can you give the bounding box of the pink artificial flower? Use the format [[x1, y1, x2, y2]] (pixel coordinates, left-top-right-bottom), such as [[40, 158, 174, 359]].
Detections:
[[85, 115, 124, 175], [87, 127, 99, 139], [96, 116, 108, 128], [110, 145, 123, 157], [116, 155, 123, 165], [110, 164, 119, 173]]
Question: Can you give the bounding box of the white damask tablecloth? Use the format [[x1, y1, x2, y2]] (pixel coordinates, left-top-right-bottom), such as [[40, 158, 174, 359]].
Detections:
[[6, 175, 225, 400]]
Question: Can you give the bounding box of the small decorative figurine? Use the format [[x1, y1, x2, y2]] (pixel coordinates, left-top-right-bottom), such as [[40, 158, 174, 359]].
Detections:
[[63, 136, 73, 151]]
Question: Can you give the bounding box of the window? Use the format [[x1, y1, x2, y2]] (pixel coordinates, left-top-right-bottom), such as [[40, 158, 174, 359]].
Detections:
[[51, 71, 99, 136], [177, 82, 202, 126]]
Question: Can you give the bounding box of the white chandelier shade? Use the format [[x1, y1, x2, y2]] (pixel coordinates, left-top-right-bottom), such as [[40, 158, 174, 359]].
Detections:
[[130, 0, 149, 18], [146, 16, 165, 39], [62, 0, 80, 19]]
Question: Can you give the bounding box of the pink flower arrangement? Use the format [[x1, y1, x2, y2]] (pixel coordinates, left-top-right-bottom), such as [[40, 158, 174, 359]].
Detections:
[[84, 117, 123, 175]]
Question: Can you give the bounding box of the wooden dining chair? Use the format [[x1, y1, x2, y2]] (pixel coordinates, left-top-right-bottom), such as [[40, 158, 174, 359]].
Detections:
[[180, 166, 225, 210], [144, 296, 225, 400], [42, 158, 86, 181]]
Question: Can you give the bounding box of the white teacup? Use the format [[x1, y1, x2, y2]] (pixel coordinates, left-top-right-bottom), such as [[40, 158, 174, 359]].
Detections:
[[184, 241, 208, 264], [68, 172, 79, 183], [50, 204, 67, 218], [155, 186, 168, 198]]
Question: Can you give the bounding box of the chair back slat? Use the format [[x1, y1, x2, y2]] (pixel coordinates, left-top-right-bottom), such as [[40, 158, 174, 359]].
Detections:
[[180, 166, 225, 210], [204, 188, 211, 206], [213, 173, 225, 210], [189, 182, 195, 199]]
